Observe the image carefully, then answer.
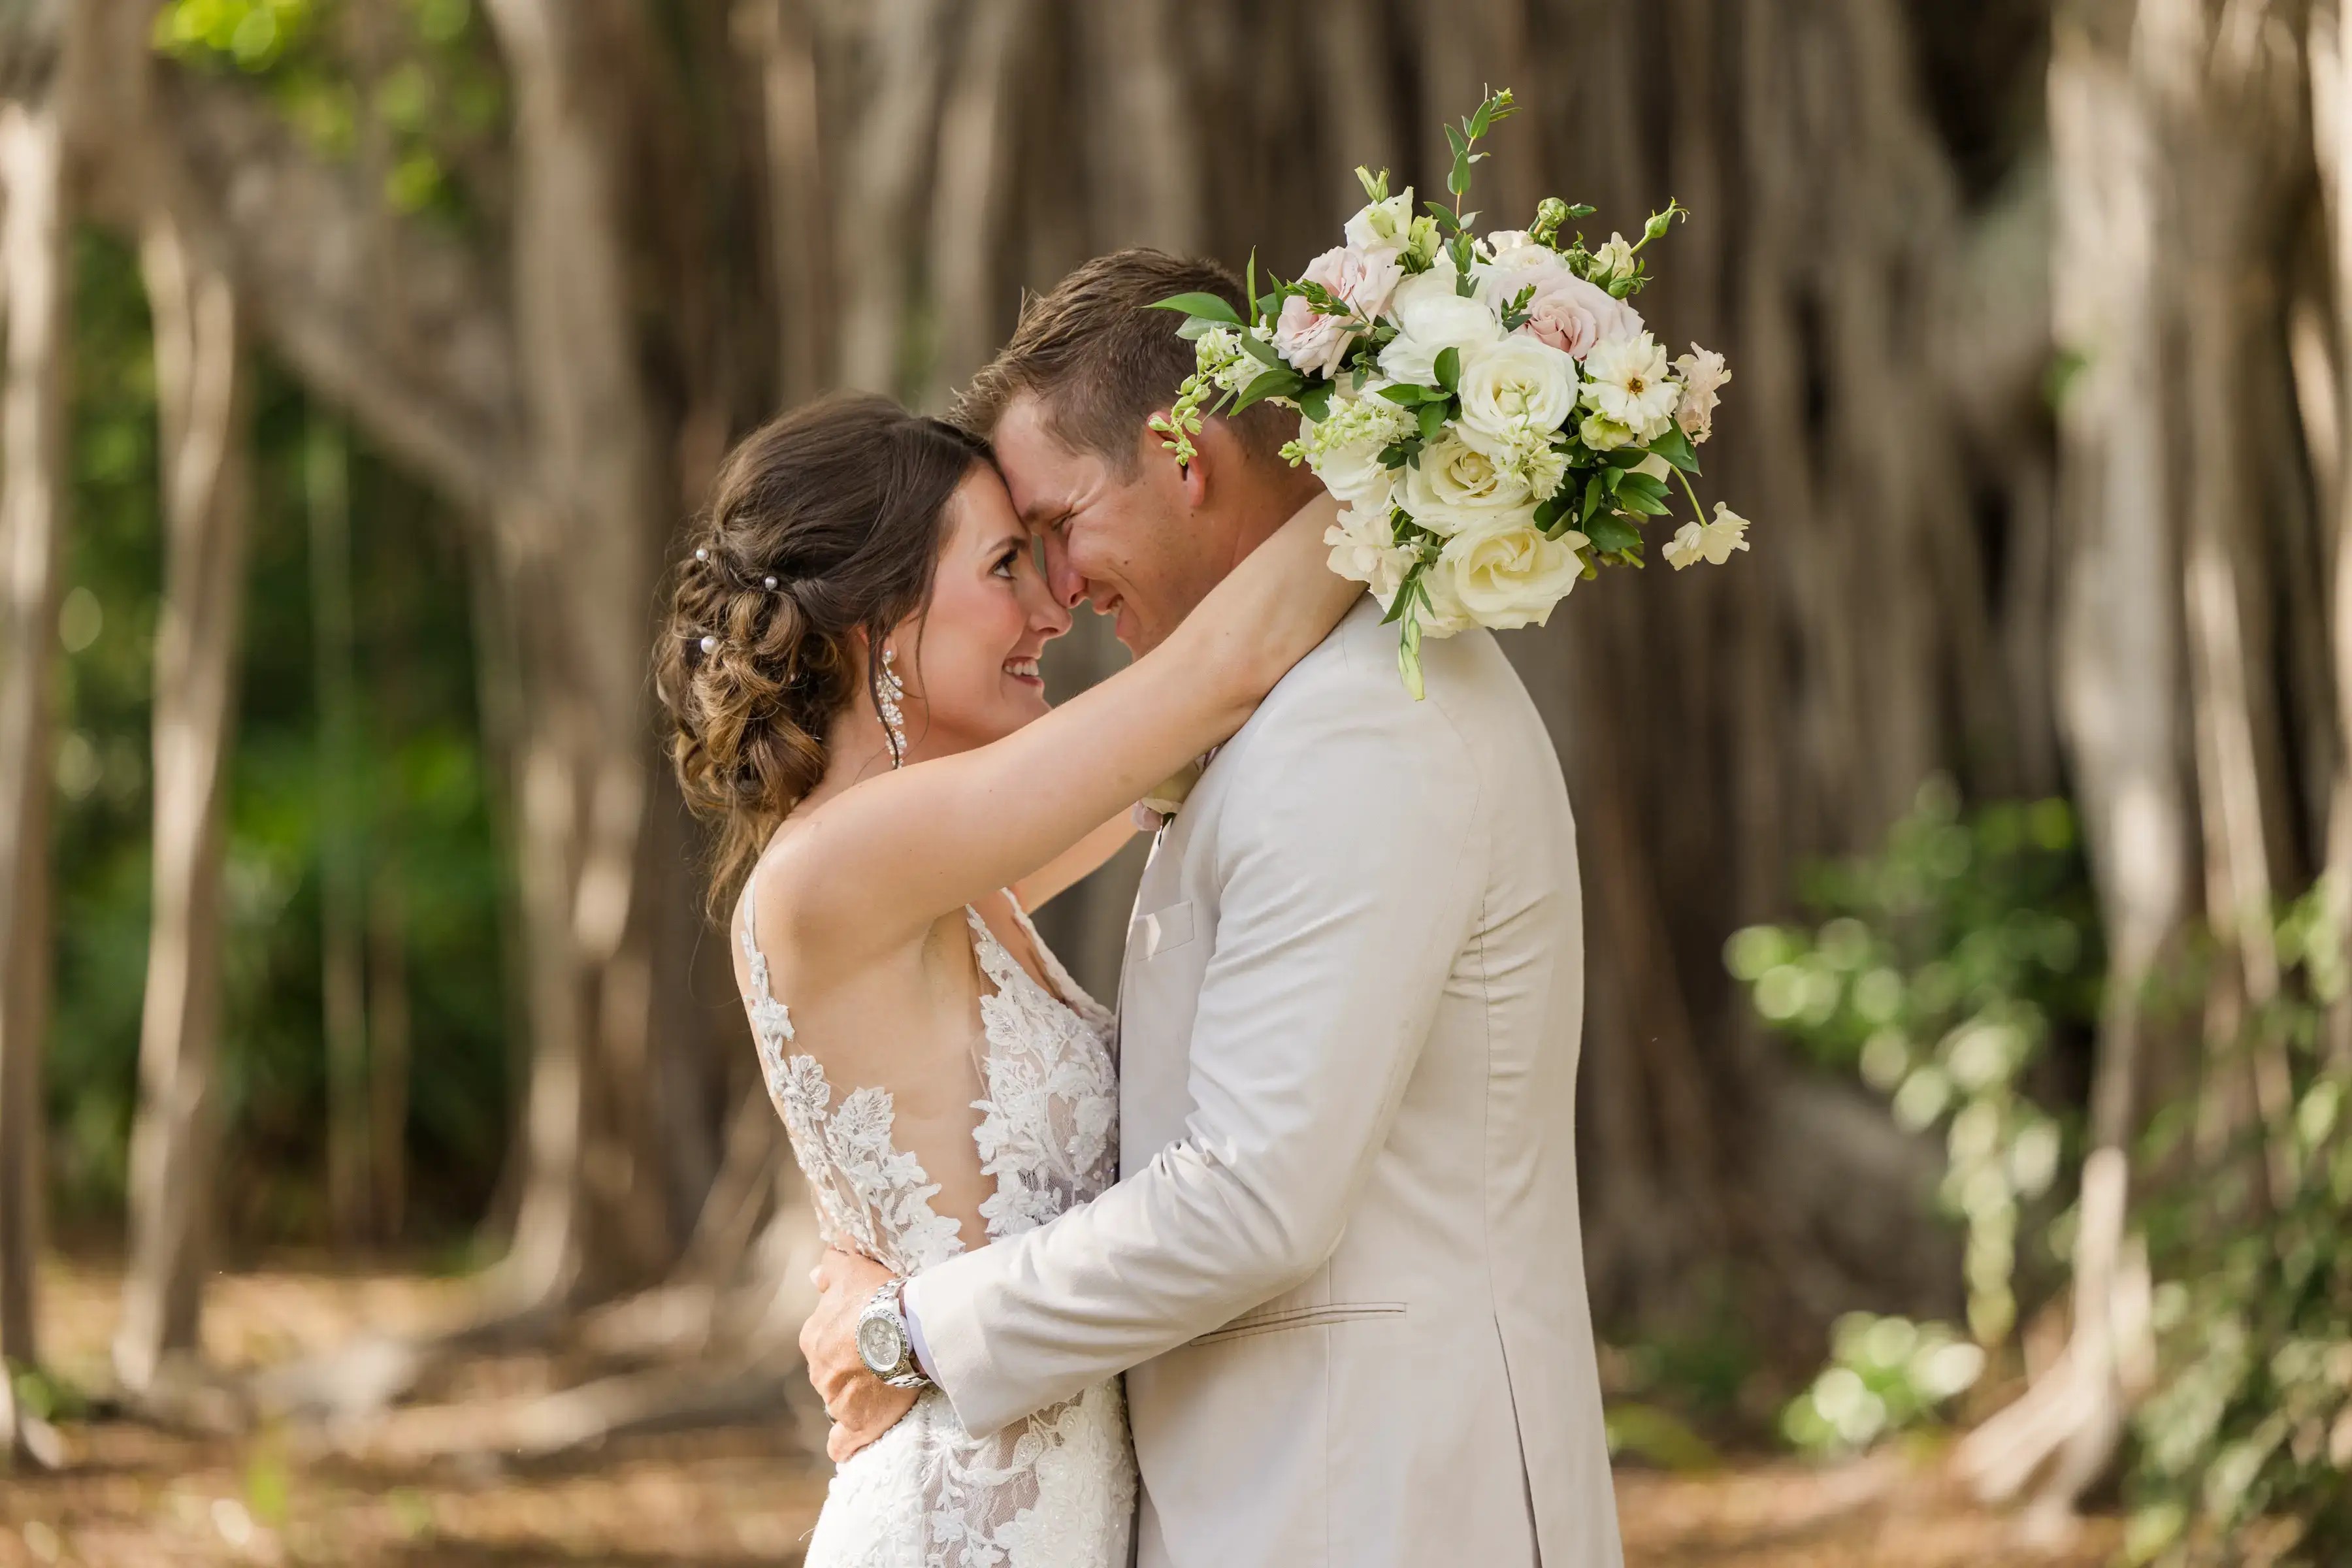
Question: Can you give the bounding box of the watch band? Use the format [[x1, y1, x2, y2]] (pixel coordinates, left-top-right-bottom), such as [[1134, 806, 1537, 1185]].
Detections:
[[858, 1277, 930, 1390]]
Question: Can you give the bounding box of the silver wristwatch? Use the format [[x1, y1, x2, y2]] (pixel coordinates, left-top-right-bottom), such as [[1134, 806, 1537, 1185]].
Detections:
[[855, 1278, 930, 1390]]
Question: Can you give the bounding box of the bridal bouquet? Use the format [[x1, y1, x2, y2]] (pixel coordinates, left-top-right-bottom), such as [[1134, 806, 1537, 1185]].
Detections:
[[1151, 89, 1750, 696]]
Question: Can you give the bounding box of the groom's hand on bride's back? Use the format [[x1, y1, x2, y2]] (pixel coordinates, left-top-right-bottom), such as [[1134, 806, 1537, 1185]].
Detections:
[[802, 1247, 915, 1463]]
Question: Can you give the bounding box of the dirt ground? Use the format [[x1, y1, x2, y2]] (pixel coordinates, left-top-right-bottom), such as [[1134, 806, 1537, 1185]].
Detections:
[[3, 1260, 2124, 1567]]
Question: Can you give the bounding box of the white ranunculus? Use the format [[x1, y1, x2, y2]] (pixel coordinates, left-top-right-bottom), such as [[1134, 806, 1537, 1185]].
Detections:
[[1324, 503, 1410, 600], [1673, 343, 1731, 443], [1377, 267, 1503, 386], [1441, 517, 1588, 629], [1456, 336, 1579, 457], [1397, 433, 1533, 536], [1580, 331, 1680, 445], [1345, 188, 1418, 257]]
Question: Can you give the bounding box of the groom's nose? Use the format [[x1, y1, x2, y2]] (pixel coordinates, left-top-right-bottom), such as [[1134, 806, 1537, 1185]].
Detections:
[[1042, 531, 1088, 610]]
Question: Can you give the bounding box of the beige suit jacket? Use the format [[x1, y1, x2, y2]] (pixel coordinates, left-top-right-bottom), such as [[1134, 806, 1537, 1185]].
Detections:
[[907, 596, 1622, 1568]]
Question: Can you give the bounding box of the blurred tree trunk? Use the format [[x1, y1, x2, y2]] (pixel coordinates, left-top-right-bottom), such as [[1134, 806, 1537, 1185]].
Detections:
[[1958, 0, 2180, 1516], [736, 0, 834, 408], [0, 0, 79, 1462], [307, 413, 372, 1248], [2311, 1, 2352, 1070], [921, 0, 1033, 409], [479, 0, 676, 1311], [368, 870, 410, 1242], [832, 0, 946, 395], [114, 216, 249, 1397]]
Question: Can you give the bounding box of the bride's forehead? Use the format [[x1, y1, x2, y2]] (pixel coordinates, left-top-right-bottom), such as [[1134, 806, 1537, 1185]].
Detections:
[[939, 466, 1020, 542]]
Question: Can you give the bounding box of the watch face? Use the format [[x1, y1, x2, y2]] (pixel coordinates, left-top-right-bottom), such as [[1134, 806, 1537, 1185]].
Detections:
[[858, 1313, 905, 1373]]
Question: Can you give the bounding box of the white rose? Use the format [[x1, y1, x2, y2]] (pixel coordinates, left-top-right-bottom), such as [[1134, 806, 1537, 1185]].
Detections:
[[1441, 517, 1588, 629], [1397, 433, 1532, 536], [1324, 503, 1409, 599], [1455, 336, 1579, 458], [1377, 267, 1503, 386], [1475, 232, 1561, 295], [1310, 436, 1399, 514], [1415, 559, 1478, 638]]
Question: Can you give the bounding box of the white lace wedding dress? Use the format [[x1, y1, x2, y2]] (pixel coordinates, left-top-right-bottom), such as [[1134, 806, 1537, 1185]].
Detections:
[[739, 867, 1137, 1567]]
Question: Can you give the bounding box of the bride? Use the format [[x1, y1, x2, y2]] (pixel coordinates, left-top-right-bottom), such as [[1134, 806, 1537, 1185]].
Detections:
[[654, 393, 1353, 1565]]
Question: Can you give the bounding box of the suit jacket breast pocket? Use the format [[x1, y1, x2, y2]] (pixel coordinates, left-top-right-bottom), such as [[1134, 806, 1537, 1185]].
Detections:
[[1135, 898, 1196, 960]]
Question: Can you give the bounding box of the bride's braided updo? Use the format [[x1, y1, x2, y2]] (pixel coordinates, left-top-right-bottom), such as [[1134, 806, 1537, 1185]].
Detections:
[[655, 393, 992, 915]]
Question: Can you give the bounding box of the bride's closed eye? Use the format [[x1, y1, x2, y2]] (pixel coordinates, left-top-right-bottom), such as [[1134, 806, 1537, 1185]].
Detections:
[[991, 542, 1025, 580]]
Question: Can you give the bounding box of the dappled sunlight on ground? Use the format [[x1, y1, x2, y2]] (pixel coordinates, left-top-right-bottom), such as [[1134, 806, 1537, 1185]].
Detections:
[[6, 1261, 2121, 1567]]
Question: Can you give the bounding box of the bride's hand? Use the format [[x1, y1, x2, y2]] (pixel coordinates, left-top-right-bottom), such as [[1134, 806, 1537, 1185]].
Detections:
[[1183, 491, 1364, 708]]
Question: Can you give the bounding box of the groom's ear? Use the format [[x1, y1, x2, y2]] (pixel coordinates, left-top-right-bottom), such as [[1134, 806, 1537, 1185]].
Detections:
[[1151, 412, 1214, 514]]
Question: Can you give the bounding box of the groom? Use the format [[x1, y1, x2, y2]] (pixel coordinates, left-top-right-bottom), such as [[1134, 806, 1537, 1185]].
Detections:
[[802, 250, 1622, 1567]]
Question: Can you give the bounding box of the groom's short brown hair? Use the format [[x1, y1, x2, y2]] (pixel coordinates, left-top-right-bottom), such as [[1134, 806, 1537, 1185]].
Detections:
[[958, 248, 1292, 472]]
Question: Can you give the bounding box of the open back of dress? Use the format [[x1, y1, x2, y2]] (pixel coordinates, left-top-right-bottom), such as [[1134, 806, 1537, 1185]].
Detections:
[[738, 864, 1135, 1567]]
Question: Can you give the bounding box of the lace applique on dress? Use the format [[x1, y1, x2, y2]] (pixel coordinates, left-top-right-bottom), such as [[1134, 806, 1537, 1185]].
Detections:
[[738, 867, 1135, 1568], [740, 879, 964, 1277], [966, 905, 1119, 1240]]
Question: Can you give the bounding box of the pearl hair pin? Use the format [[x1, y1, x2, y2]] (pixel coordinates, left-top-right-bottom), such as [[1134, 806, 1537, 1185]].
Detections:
[[764, 575, 778, 590], [699, 635, 717, 655], [694, 547, 709, 562]]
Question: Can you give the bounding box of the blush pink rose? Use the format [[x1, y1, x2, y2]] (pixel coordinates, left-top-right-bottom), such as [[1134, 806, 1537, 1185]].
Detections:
[[1275, 244, 1403, 378], [1519, 270, 1645, 361]]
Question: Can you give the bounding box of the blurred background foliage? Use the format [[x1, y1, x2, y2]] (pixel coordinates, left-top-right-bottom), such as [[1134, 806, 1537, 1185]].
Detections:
[[50, 229, 509, 1247]]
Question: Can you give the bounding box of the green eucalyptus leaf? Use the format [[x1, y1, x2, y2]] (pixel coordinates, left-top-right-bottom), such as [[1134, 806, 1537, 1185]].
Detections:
[[1236, 331, 1283, 369], [1434, 346, 1462, 392], [1230, 367, 1304, 414], [1150, 292, 1241, 325]]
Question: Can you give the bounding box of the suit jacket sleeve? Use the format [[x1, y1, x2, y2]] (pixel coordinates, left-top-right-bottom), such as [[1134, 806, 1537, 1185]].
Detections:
[[902, 683, 1484, 1439]]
